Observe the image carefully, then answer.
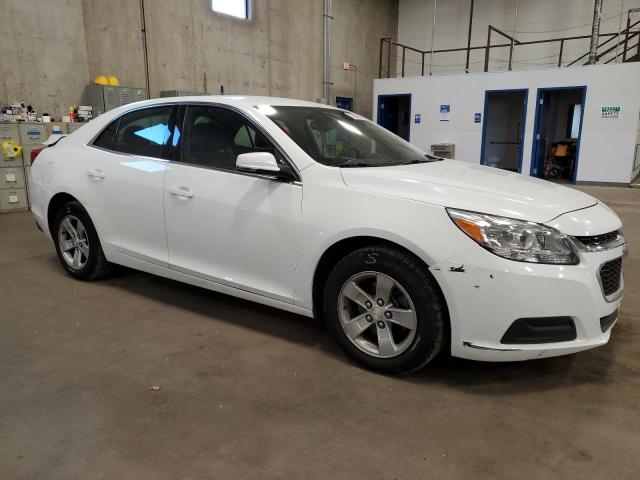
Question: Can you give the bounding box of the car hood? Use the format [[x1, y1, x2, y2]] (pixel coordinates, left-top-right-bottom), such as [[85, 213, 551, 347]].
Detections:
[[340, 160, 597, 223]]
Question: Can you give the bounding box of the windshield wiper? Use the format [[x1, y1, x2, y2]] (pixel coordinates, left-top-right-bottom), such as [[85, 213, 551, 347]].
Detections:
[[400, 155, 443, 165], [399, 158, 428, 165], [339, 162, 380, 168]]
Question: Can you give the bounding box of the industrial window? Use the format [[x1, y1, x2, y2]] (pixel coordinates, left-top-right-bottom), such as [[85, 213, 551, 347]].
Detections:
[[567, 104, 582, 139], [211, 0, 249, 19]]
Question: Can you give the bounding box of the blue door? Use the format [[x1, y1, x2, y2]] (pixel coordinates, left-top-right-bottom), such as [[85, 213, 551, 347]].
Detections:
[[480, 89, 528, 172], [377, 94, 411, 141], [336, 97, 353, 111], [530, 86, 586, 183]]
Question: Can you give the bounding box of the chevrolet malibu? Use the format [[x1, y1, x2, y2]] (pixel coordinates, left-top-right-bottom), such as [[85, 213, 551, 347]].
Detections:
[[28, 96, 626, 373]]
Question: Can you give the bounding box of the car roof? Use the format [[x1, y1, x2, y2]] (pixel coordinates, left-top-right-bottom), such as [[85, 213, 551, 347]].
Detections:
[[119, 95, 339, 111]]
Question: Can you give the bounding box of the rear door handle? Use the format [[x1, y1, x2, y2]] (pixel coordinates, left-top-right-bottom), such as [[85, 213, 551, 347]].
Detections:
[[169, 186, 194, 198], [87, 169, 105, 179]]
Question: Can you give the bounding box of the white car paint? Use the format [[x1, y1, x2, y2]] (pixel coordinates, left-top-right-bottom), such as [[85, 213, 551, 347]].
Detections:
[[28, 95, 625, 362], [164, 162, 302, 303], [340, 160, 598, 223]]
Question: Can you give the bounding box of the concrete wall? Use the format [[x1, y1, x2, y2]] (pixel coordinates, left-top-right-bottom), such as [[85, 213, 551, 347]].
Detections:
[[81, 0, 146, 88], [81, 0, 398, 118], [373, 62, 640, 183], [0, 0, 90, 118], [397, 0, 640, 76], [332, 0, 398, 115], [1, 0, 397, 120]]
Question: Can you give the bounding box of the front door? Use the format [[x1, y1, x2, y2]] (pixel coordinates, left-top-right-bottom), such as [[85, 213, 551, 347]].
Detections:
[[164, 104, 302, 303]]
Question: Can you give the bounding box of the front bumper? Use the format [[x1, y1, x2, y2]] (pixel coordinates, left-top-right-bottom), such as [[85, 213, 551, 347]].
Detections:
[[430, 243, 624, 362]]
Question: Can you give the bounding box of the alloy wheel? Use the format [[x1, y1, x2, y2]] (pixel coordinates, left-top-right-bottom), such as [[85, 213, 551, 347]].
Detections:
[[58, 214, 90, 270], [337, 271, 417, 358]]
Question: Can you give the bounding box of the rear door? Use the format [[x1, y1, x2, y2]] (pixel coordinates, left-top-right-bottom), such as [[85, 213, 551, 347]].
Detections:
[[82, 105, 178, 265], [163, 104, 302, 303]]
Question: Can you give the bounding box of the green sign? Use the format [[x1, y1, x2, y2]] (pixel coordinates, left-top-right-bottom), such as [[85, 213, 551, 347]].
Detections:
[[601, 106, 621, 118]]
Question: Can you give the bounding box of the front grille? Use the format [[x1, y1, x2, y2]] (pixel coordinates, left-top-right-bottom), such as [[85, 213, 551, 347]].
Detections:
[[576, 230, 620, 246], [599, 258, 622, 297], [575, 230, 624, 252]]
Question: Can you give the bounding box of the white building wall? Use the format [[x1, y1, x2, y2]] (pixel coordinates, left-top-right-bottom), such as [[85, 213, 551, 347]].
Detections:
[[397, 0, 640, 76], [373, 62, 640, 183]]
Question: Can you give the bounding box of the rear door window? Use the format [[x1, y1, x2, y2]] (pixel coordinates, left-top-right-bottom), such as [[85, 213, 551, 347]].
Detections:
[[111, 106, 177, 159]]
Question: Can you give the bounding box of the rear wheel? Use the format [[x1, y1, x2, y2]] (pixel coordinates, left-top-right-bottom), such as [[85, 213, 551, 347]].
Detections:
[[53, 201, 113, 280], [323, 246, 446, 374]]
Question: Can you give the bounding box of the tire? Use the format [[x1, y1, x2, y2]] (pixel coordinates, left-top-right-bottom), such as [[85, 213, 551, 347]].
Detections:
[[53, 201, 113, 280], [323, 245, 446, 374]]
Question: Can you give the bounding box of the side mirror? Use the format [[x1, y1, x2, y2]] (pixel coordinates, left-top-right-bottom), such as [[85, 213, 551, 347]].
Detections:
[[236, 152, 280, 173]]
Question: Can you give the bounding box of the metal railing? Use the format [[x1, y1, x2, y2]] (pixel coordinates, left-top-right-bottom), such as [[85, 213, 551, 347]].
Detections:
[[380, 19, 640, 78]]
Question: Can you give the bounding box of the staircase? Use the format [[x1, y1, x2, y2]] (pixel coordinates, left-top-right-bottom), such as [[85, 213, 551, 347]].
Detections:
[[627, 52, 640, 62], [566, 19, 640, 66], [380, 14, 639, 79]]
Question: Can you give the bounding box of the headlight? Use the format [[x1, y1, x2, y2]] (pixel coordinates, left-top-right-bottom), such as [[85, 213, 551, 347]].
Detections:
[[447, 208, 579, 265]]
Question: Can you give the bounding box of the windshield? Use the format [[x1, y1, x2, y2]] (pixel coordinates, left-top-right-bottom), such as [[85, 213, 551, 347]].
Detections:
[[259, 106, 442, 167]]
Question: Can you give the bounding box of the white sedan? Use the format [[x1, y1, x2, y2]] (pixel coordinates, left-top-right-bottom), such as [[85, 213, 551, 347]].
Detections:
[[28, 96, 626, 373]]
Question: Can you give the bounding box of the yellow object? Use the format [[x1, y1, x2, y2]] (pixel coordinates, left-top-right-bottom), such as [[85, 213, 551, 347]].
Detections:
[[107, 75, 120, 86], [2, 140, 22, 159], [94, 75, 109, 85], [452, 217, 485, 244], [555, 144, 569, 157]]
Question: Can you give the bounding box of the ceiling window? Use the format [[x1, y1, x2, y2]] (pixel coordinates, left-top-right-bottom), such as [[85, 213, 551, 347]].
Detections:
[[211, 0, 250, 19]]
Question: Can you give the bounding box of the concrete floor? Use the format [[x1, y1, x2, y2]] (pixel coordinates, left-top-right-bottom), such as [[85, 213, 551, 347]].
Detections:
[[1, 185, 638, 479]]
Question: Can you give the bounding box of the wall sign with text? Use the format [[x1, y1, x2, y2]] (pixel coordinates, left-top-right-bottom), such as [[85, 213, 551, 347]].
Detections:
[[440, 104, 450, 122], [601, 106, 621, 119]]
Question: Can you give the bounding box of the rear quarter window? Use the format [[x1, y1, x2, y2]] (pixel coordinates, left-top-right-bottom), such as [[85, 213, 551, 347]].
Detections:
[[92, 119, 118, 150]]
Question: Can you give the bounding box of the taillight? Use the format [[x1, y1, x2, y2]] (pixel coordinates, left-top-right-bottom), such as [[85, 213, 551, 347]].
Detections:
[[30, 148, 44, 166]]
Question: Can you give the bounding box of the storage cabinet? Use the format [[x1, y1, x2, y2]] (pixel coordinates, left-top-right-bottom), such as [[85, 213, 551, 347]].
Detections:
[[84, 84, 148, 116], [0, 187, 28, 212], [0, 123, 21, 142], [44, 123, 69, 137], [0, 124, 24, 168], [0, 167, 25, 190], [0, 152, 23, 168], [0, 119, 89, 213], [84, 84, 119, 116], [19, 123, 46, 145], [21, 145, 41, 167], [160, 90, 207, 97]]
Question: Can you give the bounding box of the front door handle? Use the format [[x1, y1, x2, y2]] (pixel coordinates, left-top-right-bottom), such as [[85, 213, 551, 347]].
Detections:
[[169, 186, 194, 199], [87, 169, 105, 179]]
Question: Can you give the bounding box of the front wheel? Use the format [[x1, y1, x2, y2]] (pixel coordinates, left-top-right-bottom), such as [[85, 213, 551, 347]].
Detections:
[[323, 246, 446, 374], [53, 201, 113, 280]]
